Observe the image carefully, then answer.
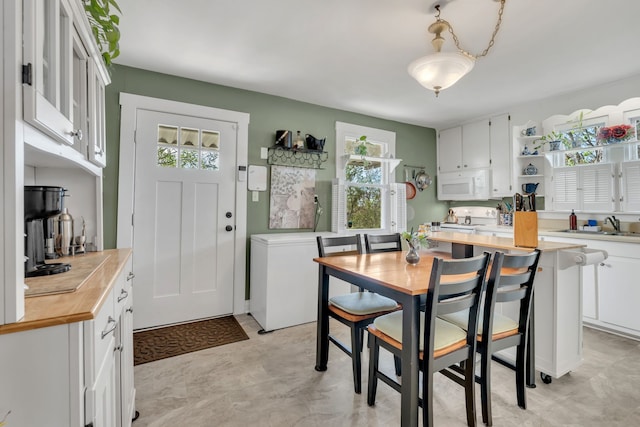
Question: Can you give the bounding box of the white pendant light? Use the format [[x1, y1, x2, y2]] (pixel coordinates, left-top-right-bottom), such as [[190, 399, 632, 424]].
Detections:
[[409, 1, 506, 97], [408, 52, 475, 96]]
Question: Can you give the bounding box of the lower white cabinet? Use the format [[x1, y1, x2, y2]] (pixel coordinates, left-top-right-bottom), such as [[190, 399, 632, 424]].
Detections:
[[597, 255, 640, 332]]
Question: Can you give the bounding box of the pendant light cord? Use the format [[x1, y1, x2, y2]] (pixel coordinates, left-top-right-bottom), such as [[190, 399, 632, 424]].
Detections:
[[442, 0, 506, 59]]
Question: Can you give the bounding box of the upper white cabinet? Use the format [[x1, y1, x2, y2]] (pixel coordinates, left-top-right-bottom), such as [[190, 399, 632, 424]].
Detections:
[[22, 0, 110, 170], [489, 114, 512, 197], [23, 0, 80, 146], [438, 120, 492, 173], [462, 119, 491, 170], [437, 126, 463, 172], [88, 59, 107, 166]]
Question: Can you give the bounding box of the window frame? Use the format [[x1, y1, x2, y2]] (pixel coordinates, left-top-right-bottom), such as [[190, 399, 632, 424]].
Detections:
[[333, 122, 402, 233]]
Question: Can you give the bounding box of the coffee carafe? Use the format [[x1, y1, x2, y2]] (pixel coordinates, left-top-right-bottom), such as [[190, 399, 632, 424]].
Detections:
[[24, 186, 71, 277], [56, 208, 74, 256]]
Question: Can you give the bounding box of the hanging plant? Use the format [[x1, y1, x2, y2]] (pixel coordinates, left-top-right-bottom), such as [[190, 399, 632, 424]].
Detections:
[[84, 0, 122, 67]]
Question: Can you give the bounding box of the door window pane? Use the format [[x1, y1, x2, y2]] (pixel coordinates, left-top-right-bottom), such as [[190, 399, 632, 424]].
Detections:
[[156, 125, 220, 170]]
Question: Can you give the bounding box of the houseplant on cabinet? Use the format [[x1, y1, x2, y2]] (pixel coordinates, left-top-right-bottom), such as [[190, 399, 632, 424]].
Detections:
[[83, 0, 122, 66]]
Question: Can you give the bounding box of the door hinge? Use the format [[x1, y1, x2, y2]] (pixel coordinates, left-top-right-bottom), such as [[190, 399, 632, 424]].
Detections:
[[131, 213, 134, 226], [22, 63, 33, 85], [133, 129, 137, 143]]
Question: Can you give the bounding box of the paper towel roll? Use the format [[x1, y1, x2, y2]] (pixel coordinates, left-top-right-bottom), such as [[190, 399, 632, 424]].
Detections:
[[574, 251, 606, 266]]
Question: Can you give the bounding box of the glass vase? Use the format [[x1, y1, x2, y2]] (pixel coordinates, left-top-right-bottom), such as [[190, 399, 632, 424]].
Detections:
[[405, 247, 420, 265]]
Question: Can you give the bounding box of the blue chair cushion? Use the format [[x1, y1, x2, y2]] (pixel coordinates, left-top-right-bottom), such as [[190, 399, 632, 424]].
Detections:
[[329, 292, 398, 316], [373, 310, 466, 352]]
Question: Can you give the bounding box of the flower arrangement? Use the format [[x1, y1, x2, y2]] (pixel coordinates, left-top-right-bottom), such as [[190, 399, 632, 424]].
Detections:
[[354, 135, 369, 156], [596, 124, 636, 144], [401, 229, 427, 250]]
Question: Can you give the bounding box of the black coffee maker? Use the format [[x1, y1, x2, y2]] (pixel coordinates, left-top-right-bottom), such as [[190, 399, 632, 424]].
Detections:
[[24, 186, 71, 277]]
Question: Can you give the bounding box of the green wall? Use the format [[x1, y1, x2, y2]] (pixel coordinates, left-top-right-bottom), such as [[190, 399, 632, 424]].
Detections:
[[103, 65, 447, 294]]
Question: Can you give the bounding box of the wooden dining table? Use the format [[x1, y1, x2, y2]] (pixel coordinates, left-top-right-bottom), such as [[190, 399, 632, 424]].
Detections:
[[314, 250, 453, 427]]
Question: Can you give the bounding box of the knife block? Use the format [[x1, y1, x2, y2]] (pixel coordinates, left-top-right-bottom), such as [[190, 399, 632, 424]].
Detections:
[[513, 211, 538, 248]]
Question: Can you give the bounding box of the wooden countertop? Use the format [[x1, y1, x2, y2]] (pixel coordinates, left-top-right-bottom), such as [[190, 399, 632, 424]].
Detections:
[[427, 231, 586, 252], [0, 248, 132, 335]]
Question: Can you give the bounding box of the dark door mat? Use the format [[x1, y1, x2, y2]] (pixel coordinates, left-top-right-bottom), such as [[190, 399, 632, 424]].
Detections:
[[134, 316, 249, 365]]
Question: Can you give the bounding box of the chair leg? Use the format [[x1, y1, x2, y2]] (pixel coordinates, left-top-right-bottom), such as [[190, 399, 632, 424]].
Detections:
[[351, 326, 362, 394], [463, 359, 477, 427], [422, 367, 435, 427], [479, 349, 492, 426], [394, 355, 402, 377], [367, 335, 379, 406], [515, 343, 527, 409]]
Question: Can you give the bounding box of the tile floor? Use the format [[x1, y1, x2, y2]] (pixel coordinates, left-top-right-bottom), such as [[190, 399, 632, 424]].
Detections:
[[133, 314, 640, 426]]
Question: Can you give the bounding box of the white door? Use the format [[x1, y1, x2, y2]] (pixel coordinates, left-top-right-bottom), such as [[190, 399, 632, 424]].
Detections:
[[132, 109, 236, 329]]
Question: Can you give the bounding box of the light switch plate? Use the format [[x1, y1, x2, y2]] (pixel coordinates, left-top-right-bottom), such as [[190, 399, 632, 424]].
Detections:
[[260, 147, 268, 160], [252, 191, 259, 202]]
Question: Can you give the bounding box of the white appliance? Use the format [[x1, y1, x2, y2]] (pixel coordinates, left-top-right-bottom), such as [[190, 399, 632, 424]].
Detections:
[[250, 232, 353, 332], [437, 169, 491, 201], [439, 206, 498, 233]]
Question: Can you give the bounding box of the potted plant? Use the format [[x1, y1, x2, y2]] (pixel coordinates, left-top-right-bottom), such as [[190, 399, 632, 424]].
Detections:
[[354, 135, 369, 156], [83, 0, 122, 67], [533, 130, 569, 152]]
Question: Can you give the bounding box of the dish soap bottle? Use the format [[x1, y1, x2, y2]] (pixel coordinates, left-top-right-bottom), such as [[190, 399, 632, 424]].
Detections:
[[569, 209, 577, 230]]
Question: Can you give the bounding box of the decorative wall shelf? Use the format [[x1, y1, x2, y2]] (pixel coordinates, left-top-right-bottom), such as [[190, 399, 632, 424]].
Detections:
[[267, 146, 328, 169]]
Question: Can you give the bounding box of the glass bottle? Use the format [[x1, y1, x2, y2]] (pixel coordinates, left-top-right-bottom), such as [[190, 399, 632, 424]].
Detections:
[[294, 131, 304, 149], [569, 209, 577, 230]]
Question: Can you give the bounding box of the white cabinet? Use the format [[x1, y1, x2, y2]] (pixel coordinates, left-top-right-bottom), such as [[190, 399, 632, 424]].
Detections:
[[598, 255, 640, 332], [88, 59, 107, 166], [438, 122, 492, 173], [489, 114, 512, 197], [115, 258, 136, 427], [23, 0, 81, 146], [462, 119, 492, 170], [437, 126, 463, 172], [22, 0, 110, 168]]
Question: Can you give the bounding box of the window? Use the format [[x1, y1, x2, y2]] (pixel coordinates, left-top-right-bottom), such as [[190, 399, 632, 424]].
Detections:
[[156, 124, 220, 170], [332, 122, 405, 233]]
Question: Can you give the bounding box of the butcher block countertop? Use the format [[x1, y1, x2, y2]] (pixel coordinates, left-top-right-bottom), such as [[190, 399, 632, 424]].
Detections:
[[427, 231, 586, 252], [0, 248, 132, 336]]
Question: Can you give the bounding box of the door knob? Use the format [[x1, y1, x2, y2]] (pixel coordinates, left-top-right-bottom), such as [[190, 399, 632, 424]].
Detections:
[[225, 225, 233, 232], [226, 212, 232, 218]]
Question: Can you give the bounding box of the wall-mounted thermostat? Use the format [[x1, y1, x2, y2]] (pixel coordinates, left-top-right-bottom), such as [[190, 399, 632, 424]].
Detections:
[[248, 165, 267, 191]]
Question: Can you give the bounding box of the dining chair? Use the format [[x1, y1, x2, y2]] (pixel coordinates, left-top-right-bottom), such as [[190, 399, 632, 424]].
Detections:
[[316, 235, 400, 394], [440, 249, 541, 426], [363, 232, 404, 376], [367, 252, 491, 427], [363, 233, 403, 253]]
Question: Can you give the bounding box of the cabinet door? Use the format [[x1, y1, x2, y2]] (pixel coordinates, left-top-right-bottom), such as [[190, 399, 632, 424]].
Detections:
[[490, 114, 511, 197], [92, 344, 118, 427], [462, 119, 491, 170], [438, 126, 462, 172], [88, 59, 107, 167], [23, 0, 77, 145], [118, 297, 135, 427], [581, 163, 615, 211], [598, 256, 640, 332]]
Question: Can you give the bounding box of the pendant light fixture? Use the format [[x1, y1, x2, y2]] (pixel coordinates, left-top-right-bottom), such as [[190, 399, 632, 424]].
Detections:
[[408, 0, 506, 97]]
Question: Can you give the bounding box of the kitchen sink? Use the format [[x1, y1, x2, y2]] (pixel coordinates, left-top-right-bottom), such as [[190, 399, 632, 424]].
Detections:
[[558, 229, 638, 237]]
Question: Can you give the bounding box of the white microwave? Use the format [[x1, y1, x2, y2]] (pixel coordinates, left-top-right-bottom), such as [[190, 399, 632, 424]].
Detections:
[[437, 169, 491, 201]]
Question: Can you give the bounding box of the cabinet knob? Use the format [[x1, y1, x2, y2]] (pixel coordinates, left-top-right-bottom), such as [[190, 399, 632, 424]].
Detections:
[[70, 129, 83, 141], [225, 225, 233, 232]]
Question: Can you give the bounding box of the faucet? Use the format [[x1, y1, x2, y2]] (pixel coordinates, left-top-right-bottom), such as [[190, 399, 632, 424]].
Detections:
[[604, 216, 620, 232]]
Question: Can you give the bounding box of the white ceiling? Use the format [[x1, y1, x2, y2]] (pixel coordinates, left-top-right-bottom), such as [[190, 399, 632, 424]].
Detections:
[[114, 0, 640, 129]]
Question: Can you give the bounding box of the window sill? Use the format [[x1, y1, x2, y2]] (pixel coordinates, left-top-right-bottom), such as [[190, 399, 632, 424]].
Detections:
[[339, 154, 402, 172]]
